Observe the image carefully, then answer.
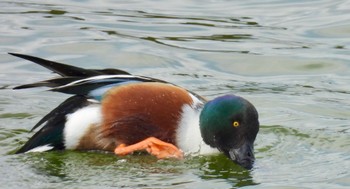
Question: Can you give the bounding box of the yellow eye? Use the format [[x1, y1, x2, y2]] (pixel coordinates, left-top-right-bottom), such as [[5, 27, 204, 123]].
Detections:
[[233, 121, 240, 127]]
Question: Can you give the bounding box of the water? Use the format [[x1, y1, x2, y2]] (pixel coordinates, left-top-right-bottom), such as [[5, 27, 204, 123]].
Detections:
[[1, 0, 349, 188]]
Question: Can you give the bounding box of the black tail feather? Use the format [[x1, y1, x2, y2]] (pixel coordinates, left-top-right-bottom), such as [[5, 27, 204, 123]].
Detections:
[[9, 53, 130, 77], [16, 95, 92, 153]]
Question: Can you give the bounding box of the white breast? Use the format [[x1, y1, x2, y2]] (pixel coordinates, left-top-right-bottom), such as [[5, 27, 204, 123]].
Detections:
[[176, 94, 218, 155]]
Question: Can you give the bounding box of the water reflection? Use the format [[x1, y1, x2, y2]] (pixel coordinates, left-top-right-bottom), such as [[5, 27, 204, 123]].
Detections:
[[197, 155, 258, 187], [28, 152, 68, 179], [20, 150, 259, 188]]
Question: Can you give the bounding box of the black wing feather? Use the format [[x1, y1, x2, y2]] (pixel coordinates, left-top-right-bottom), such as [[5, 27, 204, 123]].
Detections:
[[10, 53, 132, 90], [13, 77, 84, 89], [51, 76, 155, 95]]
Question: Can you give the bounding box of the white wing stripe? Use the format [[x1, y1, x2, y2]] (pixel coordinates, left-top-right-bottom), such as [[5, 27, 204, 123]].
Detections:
[[54, 75, 151, 89]]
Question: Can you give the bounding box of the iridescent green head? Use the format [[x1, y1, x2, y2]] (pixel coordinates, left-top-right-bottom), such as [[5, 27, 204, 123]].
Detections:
[[199, 94, 259, 169]]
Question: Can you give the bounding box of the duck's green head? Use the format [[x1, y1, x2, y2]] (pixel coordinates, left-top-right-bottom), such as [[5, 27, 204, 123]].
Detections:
[[200, 94, 259, 169]]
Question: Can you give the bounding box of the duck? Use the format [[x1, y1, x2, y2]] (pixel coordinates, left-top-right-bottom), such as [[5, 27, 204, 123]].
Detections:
[[10, 53, 259, 169]]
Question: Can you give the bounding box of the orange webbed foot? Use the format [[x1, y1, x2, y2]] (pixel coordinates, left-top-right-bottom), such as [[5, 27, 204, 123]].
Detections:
[[114, 137, 183, 159]]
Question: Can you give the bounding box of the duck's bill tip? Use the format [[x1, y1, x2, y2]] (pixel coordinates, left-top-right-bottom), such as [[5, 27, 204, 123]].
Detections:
[[226, 142, 255, 169]]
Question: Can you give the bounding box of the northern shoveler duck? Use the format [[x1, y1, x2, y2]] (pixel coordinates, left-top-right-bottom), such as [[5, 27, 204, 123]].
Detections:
[[10, 53, 259, 169]]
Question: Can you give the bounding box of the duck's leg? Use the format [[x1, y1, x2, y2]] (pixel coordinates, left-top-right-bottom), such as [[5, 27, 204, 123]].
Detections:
[[114, 137, 183, 159]]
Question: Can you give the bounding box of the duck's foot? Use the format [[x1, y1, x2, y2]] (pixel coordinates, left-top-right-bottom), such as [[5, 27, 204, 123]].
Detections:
[[114, 137, 183, 159]]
